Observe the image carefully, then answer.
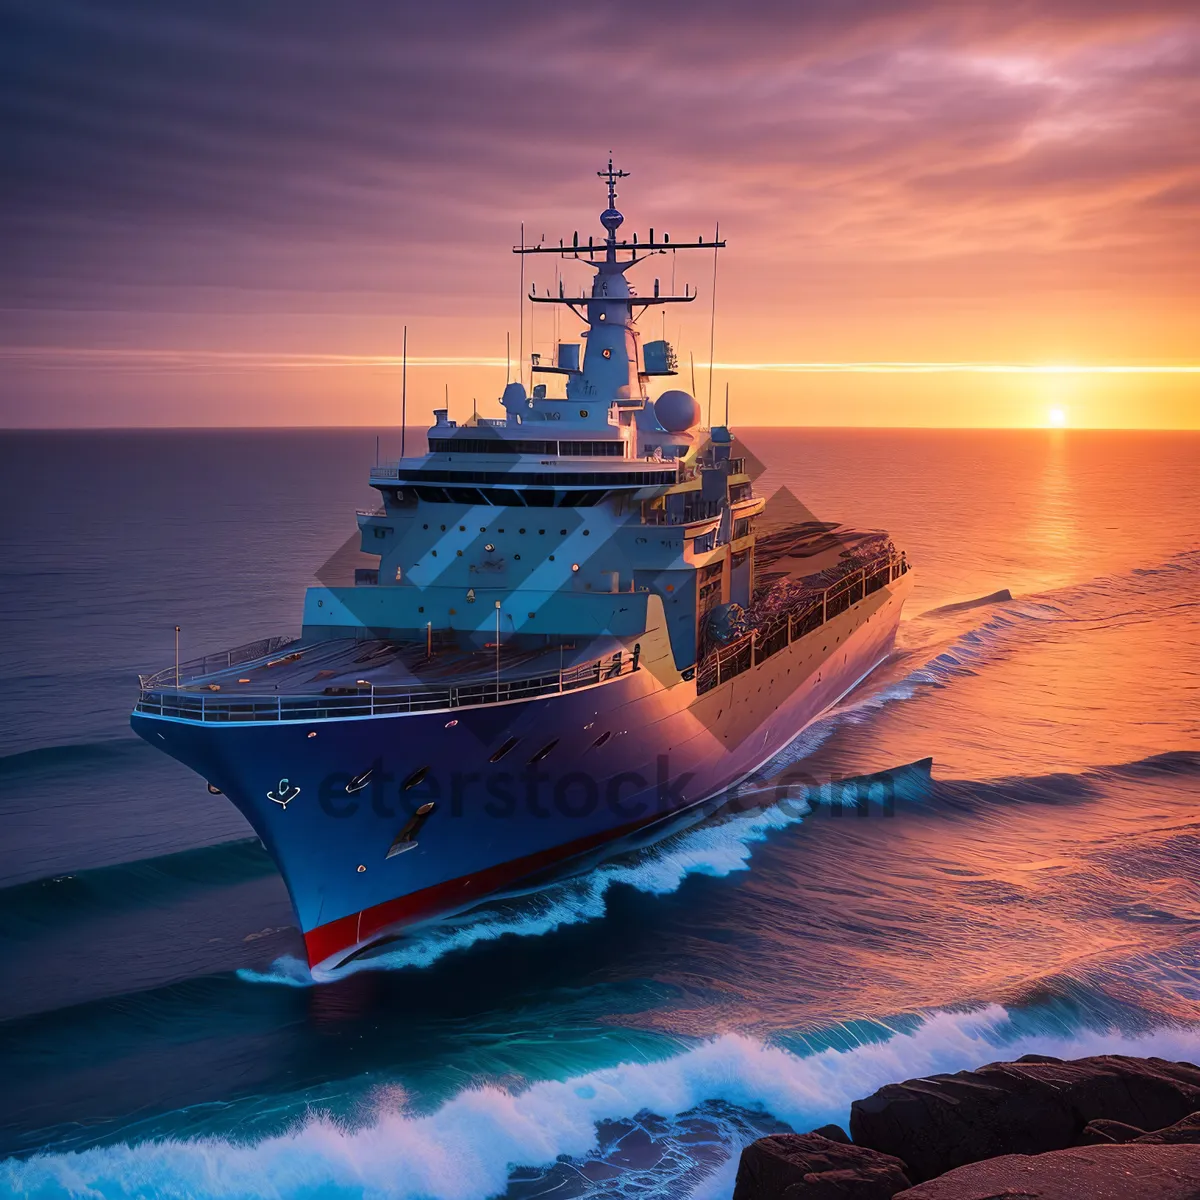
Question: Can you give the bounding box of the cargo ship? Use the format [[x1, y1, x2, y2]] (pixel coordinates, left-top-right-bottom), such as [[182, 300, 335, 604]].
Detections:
[[132, 163, 913, 974]]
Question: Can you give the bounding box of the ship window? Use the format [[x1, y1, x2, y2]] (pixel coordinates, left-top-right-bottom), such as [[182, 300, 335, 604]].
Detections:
[[489, 736, 519, 763], [402, 765, 430, 791], [524, 490, 554, 507], [483, 488, 525, 506], [591, 731, 611, 749], [414, 486, 450, 503], [447, 487, 486, 505], [528, 738, 559, 764]]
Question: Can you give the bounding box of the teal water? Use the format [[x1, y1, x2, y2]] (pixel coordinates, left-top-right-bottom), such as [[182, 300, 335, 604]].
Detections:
[[1, 428, 1198, 1198]]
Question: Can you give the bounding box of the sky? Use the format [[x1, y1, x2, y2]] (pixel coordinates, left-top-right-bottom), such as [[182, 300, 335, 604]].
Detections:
[[2, 0, 1199, 429]]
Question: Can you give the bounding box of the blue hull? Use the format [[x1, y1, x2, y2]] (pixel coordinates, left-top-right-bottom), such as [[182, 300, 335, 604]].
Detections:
[[131, 574, 910, 970]]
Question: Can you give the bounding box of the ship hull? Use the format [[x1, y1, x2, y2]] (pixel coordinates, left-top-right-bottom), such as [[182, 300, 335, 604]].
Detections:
[[131, 571, 912, 972]]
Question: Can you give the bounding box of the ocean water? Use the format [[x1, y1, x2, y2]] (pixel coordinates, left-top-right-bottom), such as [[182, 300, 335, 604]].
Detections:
[[1, 427, 1198, 1198]]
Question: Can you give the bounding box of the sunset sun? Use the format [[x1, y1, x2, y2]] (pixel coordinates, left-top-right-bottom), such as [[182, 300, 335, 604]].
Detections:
[[1047, 407, 1067, 427]]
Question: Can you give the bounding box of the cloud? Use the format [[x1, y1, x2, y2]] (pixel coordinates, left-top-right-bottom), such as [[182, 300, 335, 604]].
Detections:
[[1, 0, 1198, 423]]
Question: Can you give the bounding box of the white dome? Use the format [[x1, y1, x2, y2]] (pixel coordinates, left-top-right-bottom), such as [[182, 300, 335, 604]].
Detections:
[[654, 389, 700, 433]]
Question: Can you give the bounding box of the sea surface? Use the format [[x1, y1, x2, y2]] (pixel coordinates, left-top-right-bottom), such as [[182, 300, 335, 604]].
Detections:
[[1, 427, 1198, 1198]]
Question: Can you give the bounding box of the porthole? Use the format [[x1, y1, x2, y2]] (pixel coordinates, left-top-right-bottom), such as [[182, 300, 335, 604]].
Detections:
[[591, 731, 612, 749], [515, 553, 521, 560], [490, 736, 519, 763], [571, 563, 580, 572], [459, 525, 466, 532], [485, 543, 495, 552], [440, 524, 446, 531], [403, 765, 430, 791], [579, 409, 588, 418], [528, 738, 559, 764], [519, 528, 526, 534]]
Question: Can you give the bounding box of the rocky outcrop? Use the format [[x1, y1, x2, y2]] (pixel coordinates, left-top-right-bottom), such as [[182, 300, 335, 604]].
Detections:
[[892, 1143, 1200, 1199], [1077, 1117, 1147, 1144], [731, 1132, 912, 1200], [1134, 1111, 1200, 1145], [849, 1053, 1200, 1182]]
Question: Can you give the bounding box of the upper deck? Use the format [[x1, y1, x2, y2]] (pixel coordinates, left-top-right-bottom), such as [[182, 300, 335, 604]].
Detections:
[[135, 633, 639, 723]]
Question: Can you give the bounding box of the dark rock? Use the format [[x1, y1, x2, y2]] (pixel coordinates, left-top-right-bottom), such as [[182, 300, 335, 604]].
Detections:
[[1077, 1118, 1146, 1145], [812, 1125, 852, 1144], [1134, 1111, 1200, 1145], [849, 1054, 1200, 1182], [733, 1132, 912, 1200], [892, 1143, 1200, 1198]]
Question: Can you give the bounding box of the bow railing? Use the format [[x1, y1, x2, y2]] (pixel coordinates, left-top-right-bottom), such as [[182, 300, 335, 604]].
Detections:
[[135, 648, 640, 724], [138, 635, 299, 691]]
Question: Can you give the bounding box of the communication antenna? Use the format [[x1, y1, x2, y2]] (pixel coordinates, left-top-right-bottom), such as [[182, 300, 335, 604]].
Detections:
[[707, 222, 719, 428], [506, 331, 511, 385], [725, 381, 730, 426], [518, 222, 525, 389], [400, 324, 408, 459], [690, 351, 697, 399]]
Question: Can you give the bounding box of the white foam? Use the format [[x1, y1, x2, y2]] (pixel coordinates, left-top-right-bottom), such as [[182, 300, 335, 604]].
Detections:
[[7, 1006, 1200, 1199]]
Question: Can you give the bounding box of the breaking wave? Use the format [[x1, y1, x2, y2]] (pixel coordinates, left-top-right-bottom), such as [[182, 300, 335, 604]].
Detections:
[[6, 1005, 1200, 1200], [244, 751, 933, 987]]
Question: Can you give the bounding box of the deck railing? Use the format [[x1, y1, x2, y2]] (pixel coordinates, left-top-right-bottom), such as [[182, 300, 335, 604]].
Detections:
[[138, 635, 299, 691], [135, 648, 640, 724], [695, 551, 908, 695]]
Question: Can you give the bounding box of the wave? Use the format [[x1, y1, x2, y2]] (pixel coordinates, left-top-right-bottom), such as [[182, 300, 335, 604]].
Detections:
[[6, 1005, 1200, 1200], [0, 838, 274, 941], [918, 589, 1013, 618], [930, 749, 1200, 815], [243, 758, 935, 987], [0, 737, 148, 780]]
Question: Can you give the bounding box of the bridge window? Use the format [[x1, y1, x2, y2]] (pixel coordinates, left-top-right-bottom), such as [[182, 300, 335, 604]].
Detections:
[[446, 486, 486, 505]]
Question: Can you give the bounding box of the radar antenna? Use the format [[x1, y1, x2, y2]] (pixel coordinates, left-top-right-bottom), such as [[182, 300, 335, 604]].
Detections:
[[597, 155, 630, 211]]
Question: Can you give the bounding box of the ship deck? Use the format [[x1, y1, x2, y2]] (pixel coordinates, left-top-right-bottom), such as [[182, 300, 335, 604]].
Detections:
[[134, 633, 636, 723], [183, 634, 624, 694]]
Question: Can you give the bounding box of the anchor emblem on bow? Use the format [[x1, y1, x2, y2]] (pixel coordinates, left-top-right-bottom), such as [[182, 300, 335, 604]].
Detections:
[[267, 778, 300, 809]]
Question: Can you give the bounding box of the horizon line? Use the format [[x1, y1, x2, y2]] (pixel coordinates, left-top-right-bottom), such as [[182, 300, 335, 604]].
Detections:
[[1, 347, 1199, 375]]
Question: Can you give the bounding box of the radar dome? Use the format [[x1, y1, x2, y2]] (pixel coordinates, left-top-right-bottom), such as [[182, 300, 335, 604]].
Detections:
[[501, 381, 527, 412], [654, 389, 700, 433]]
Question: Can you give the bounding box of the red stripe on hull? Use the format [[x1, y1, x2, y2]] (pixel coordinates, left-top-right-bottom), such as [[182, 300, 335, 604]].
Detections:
[[304, 812, 660, 970]]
